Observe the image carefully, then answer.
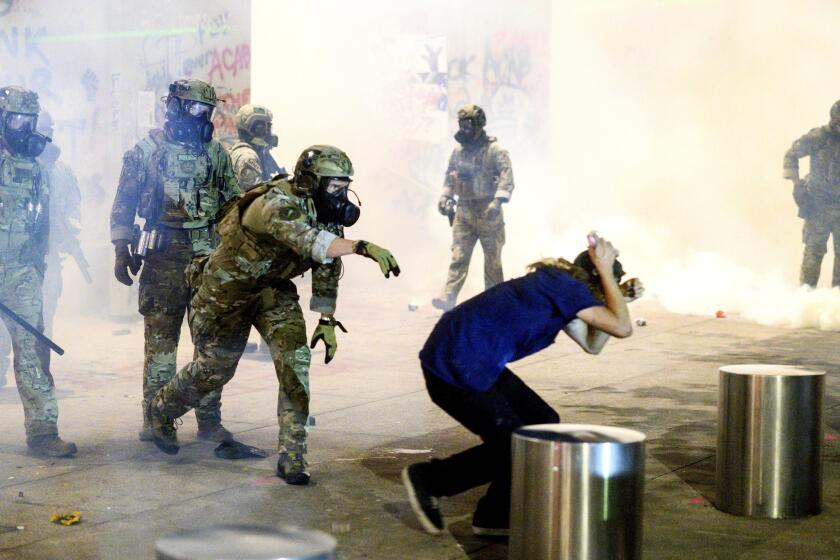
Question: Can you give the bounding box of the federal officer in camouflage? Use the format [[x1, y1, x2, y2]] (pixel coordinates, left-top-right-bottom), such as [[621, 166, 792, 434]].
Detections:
[[0, 86, 76, 457], [230, 104, 287, 190], [110, 79, 241, 442], [147, 145, 400, 485], [784, 100, 840, 287], [38, 111, 85, 338], [432, 105, 514, 311]]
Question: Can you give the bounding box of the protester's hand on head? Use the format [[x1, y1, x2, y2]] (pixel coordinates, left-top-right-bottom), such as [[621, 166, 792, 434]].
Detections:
[[588, 235, 618, 272], [620, 278, 644, 302]]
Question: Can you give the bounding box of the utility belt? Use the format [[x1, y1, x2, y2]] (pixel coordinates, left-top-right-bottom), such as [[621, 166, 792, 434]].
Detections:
[[132, 222, 216, 257]]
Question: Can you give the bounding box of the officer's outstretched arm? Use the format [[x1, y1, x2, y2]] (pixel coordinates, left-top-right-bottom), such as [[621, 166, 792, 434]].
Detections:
[[325, 238, 400, 278]]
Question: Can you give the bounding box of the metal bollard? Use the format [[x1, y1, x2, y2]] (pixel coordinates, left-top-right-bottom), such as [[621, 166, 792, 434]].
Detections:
[[155, 525, 337, 560], [509, 424, 646, 560], [716, 364, 825, 519]]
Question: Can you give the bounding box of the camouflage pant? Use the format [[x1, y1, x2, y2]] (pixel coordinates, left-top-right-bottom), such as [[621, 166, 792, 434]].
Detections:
[[0, 263, 59, 440], [442, 198, 505, 299], [153, 278, 311, 454], [138, 233, 222, 427], [800, 209, 840, 287]]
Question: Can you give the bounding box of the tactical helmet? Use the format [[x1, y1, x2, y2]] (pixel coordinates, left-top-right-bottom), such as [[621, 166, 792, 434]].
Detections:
[[235, 104, 273, 133], [294, 145, 354, 179], [457, 104, 486, 128], [0, 85, 40, 115], [831, 100, 840, 133], [167, 79, 218, 106]]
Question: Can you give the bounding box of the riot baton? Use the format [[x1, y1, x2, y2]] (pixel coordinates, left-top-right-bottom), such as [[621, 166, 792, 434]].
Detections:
[[0, 300, 64, 355]]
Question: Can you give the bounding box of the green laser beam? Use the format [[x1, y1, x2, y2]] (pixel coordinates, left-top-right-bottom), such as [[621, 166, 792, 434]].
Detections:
[[33, 27, 197, 44]]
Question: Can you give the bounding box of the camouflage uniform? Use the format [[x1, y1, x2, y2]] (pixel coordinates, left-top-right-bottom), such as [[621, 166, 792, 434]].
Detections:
[[110, 80, 241, 434], [784, 101, 840, 287], [229, 104, 286, 191], [151, 177, 343, 457], [437, 105, 514, 306], [0, 87, 64, 445]]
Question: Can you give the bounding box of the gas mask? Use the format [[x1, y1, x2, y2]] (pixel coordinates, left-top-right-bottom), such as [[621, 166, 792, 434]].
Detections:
[[314, 176, 360, 227], [250, 120, 278, 149], [454, 118, 483, 145], [1, 111, 50, 158], [163, 97, 215, 144]]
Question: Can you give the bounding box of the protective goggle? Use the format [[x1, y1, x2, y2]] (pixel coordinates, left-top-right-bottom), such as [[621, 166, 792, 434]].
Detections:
[[323, 177, 352, 195], [251, 120, 272, 137], [6, 113, 37, 131], [182, 100, 214, 119]]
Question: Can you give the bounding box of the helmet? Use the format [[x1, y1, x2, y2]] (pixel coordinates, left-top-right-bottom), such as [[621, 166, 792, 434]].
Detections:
[[457, 104, 486, 128], [235, 104, 277, 148], [294, 145, 354, 179], [0, 85, 40, 115], [831, 100, 840, 134], [0, 86, 49, 158], [167, 79, 218, 106], [163, 79, 217, 144], [235, 104, 273, 133]]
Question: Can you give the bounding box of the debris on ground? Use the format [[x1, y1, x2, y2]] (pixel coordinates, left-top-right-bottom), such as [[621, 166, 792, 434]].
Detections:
[[635, 318, 647, 327], [715, 310, 727, 318], [50, 512, 81, 526]]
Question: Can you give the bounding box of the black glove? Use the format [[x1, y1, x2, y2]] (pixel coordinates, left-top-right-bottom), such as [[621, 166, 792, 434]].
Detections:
[[438, 195, 455, 216], [114, 241, 141, 286]]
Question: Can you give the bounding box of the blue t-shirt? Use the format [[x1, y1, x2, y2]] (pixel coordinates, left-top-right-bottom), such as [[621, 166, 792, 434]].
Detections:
[[419, 267, 602, 392]]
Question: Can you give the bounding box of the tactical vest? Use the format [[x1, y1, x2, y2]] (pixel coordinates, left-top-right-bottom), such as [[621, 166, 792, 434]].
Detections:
[[214, 181, 317, 283], [809, 134, 840, 203], [0, 147, 45, 262], [136, 131, 224, 229], [230, 141, 285, 182], [450, 138, 500, 200]]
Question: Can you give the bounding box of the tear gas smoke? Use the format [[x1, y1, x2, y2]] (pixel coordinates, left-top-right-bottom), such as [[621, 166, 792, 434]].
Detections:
[[256, 0, 840, 331]]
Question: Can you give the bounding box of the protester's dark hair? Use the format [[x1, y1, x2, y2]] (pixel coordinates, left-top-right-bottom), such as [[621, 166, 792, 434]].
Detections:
[[527, 252, 625, 302], [572, 251, 625, 283]]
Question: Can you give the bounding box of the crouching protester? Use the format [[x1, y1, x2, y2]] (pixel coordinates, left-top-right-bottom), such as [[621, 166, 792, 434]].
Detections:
[[403, 235, 642, 536], [146, 145, 400, 485]]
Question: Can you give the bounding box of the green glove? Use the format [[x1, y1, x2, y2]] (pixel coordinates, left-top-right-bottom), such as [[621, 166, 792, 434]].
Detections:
[[354, 241, 401, 278], [310, 318, 348, 364]]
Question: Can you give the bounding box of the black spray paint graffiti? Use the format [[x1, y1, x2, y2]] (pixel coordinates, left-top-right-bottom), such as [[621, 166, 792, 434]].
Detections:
[[0, 0, 13, 17], [0, 26, 57, 101]]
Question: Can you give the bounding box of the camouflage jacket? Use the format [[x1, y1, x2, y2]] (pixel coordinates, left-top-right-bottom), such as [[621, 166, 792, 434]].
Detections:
[[110, 129, 241, 244], [443, 136, 514, 202], [0, 144, 49, 269], [203, 178, 342, 314], [230, 141, 287, 191], [784, 126, 840, 205]]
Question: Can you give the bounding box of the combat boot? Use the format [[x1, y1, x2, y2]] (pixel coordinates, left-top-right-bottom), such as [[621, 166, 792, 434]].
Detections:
[[147, 402, 179, 455], [276, 452, 310, 485], [27, 435, 77, 458], [431, 294, 456, 312], [138, 409, 153, 441], [196, 420, 233, 443]]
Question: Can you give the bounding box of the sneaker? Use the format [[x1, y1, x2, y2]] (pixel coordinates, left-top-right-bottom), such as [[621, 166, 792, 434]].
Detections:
[[147, 403, 179, 455], [430, 295, 456, 312], [197, 422, 233, 443], [402, 464, 444, 534], [27, 435, 77, 458], [471, 509, 509, 537], [276, 452, 310, 485]]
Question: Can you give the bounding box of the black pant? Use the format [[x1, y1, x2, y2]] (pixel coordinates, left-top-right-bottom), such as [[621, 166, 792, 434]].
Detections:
[[422, 366, 559, 520]]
